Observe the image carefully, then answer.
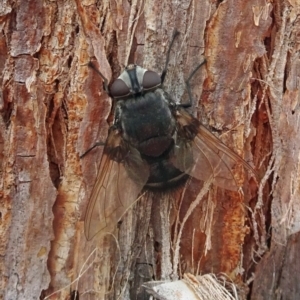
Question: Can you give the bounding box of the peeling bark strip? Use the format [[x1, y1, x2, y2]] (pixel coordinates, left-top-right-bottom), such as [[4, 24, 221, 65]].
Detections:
[[143, 273, 239, 300], [0, 0, 300, 299]]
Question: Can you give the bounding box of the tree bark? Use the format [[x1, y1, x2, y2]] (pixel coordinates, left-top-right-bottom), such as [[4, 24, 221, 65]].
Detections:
[[0, 0, 299, 299]]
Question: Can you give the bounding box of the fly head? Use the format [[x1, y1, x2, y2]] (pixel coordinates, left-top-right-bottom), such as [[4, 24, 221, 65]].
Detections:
[[110, 64, 161, 99]]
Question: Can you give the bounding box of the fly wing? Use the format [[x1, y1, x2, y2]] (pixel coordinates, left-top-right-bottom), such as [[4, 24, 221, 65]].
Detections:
[[84, 127, 149, 240], [173, 107, 256, 191]]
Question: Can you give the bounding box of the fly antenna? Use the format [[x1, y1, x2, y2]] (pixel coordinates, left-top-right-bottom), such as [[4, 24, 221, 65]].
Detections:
[[88, 62, 110, 95]]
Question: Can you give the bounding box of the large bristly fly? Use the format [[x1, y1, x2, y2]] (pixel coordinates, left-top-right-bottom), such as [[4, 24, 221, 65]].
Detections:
[[83, 31, 257, 240]]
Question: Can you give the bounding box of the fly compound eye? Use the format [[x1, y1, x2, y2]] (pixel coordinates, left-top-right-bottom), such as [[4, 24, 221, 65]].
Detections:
[[110, 79, 131, 98], [110, 66, 160, 98], [142, 71, 161, 90]]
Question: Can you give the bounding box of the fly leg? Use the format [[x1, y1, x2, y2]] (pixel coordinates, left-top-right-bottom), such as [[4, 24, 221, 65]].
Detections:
[[88, 61, 110, 96], [161, 30, 180, 84], [80, 141, 105, 158], [180, 59, 207, 108], [80, 62, 112, 158]]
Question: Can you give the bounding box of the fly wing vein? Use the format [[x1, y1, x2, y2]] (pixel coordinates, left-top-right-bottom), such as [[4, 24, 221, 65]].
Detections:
[[173, 107, 257, 191], [84, 134, 149, 240]]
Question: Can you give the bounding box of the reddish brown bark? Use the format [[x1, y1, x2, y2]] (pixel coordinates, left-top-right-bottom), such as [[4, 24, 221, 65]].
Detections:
[[0, 0, 299, 299]]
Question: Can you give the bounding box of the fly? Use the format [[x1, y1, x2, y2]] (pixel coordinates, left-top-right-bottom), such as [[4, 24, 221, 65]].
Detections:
[[82, 31, 257, 240]]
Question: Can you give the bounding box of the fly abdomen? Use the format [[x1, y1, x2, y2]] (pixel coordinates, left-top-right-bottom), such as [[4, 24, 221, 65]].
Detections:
[[141, 141, 189, 189], [145, 157, 188, 190], [138, 136, 173, 157]]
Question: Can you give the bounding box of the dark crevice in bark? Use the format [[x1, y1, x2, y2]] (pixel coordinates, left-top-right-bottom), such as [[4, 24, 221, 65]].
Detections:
[[107, 30, 121, 82], [46, 92, 66, 188]]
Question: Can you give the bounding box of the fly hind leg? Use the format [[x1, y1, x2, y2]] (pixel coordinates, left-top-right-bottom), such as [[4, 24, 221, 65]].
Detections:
[[180, 59, 207, 108], [161, 30, 180, 84], [80, 141, 105, 159]]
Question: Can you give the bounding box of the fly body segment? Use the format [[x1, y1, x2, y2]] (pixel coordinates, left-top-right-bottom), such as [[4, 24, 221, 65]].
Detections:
[[83, 31, 257, 240]]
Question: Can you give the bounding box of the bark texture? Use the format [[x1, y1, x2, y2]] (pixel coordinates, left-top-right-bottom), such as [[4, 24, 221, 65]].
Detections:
[[0, 0, 299, 299]]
